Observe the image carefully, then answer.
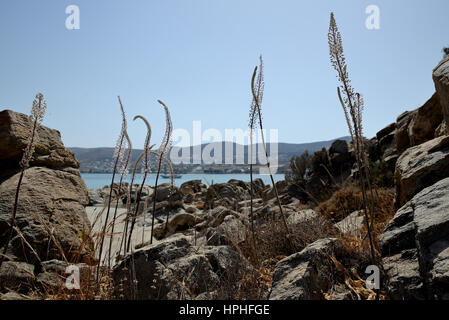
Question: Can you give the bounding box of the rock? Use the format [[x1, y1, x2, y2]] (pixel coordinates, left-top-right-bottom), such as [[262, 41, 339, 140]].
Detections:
[[261, 180, 287, 202], [382, 249, 425, 300], [436, 121, 448, 138], [380, 177, 449, 299], [329, 139, 348, 154], [376, 122, 396, 141], [378, 131, 396, 157], [35, 259, 92, 291], [113, 234, 248, 299], [88, 189, 104, 206], [0, 166, 92, 264], [394, 135, 449, 208], [206, 215, 246, 246], [207, 206, 239, 228], [206, 181, 250, 206], [334, 210, 364, 237], [269, 238, 343, 300], [154, 183, 176, 202], [329, 140, 354, 180], [286, 209, 317, 225], [410, 93, 443, 146], [180, 180, 206, 196], [395, 110, 417, 153], [433, 56, 449, 135], [0, 291, 35, 300], [0, 261, 35, 292], [153, 211, 199, 240], [0, 110, 79, 176]]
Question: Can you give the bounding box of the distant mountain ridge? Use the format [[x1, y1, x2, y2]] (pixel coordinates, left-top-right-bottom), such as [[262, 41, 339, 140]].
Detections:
[[70, 136, 350, 173]]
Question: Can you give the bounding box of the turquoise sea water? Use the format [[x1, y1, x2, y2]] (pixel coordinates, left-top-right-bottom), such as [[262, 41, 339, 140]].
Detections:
[[81, 173, 286, 190]]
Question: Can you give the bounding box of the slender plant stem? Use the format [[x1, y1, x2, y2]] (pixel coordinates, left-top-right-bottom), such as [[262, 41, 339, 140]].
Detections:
[[126, 172, 148, 252], [249, 130, 259, 264], [96, 160, 119, 280], [150, 157, 163, 244], [107, 176, 124, 268], [251, 67, 295, 252]]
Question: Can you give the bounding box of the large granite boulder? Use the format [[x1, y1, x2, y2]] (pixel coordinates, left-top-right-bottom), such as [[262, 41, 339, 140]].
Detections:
[[394, 135, 449, 208], [0, 110, 92, 293], [381, 177, 449, 299], [0, 110, 79, 178], [409, 93, 443, 146], [0, 165, 91, 264], [113, 234, 249, 299], [269, 238, 343, 300]]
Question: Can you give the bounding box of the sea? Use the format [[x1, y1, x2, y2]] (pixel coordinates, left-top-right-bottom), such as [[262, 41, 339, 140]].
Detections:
[[81, 173, 286, 190]]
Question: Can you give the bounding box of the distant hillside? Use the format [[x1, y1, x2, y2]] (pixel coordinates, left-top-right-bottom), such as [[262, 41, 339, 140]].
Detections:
[[70, 136, 350, 173]]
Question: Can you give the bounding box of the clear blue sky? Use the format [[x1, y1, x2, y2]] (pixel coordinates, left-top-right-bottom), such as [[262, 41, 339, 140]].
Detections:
[[0, 0, 448, 148]]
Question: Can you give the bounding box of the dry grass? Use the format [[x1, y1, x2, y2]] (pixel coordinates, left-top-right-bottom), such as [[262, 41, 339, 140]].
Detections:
[[317, 186, 395, 226]]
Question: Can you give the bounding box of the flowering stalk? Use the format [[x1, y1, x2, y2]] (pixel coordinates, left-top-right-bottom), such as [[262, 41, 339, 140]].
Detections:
[[248, 56, 264, 264], [107, 129, 132, 266], [126, 115, 152, 252], [250, 57, 295, 252], [97, 96, 127, 278], [329, 12, 376, 264], [150, 100, 173, 245]]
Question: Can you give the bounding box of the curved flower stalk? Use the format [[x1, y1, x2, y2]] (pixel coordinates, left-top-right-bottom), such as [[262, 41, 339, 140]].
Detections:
[[107, 129, 132, 267], [0, 93, 46, 269], [250, 58, 295, 253], [149, 100, 173, 245], [126, 115, 152, 252], [329, 12, 376, 265], [248, 56, 264, 264], [134, 115, 152, 174], [97, 96, 127, 278]]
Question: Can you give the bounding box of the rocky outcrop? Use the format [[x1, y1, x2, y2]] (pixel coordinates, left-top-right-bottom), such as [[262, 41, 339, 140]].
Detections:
[[394, 135, 449, 208], [206, 215, 246, 246], [0, 110, 79, 179], [112, 234, 249, 299], [0, 110, 92, 293], [269, 238, 343, 300], [433, 56, 449, 135], [152, 211, 199, 240], [381, 178, 449, 299], [334, 210, 364, 237], [0, 167, 91, 263], [410, 93, 443, 145]]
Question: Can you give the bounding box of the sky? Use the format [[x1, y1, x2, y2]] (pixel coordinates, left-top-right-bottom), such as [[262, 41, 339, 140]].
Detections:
[[0, 0, 448, 148]]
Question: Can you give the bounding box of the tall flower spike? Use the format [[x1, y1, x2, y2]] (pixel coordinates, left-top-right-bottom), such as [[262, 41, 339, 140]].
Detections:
[[31, 93, 47, 123], [157, 100, 172, 158], [113, 96, 127, 164], [328, 13, 355, 110], [328, 12, 377, 268], [133, 115, 152, 173], [21, 93, 47, 169], [249, 56, 264, 129], [119, 130, 132, 176]]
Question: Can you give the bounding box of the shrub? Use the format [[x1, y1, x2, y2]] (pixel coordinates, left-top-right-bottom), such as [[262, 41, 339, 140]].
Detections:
[[285, 151, 312, 184]]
